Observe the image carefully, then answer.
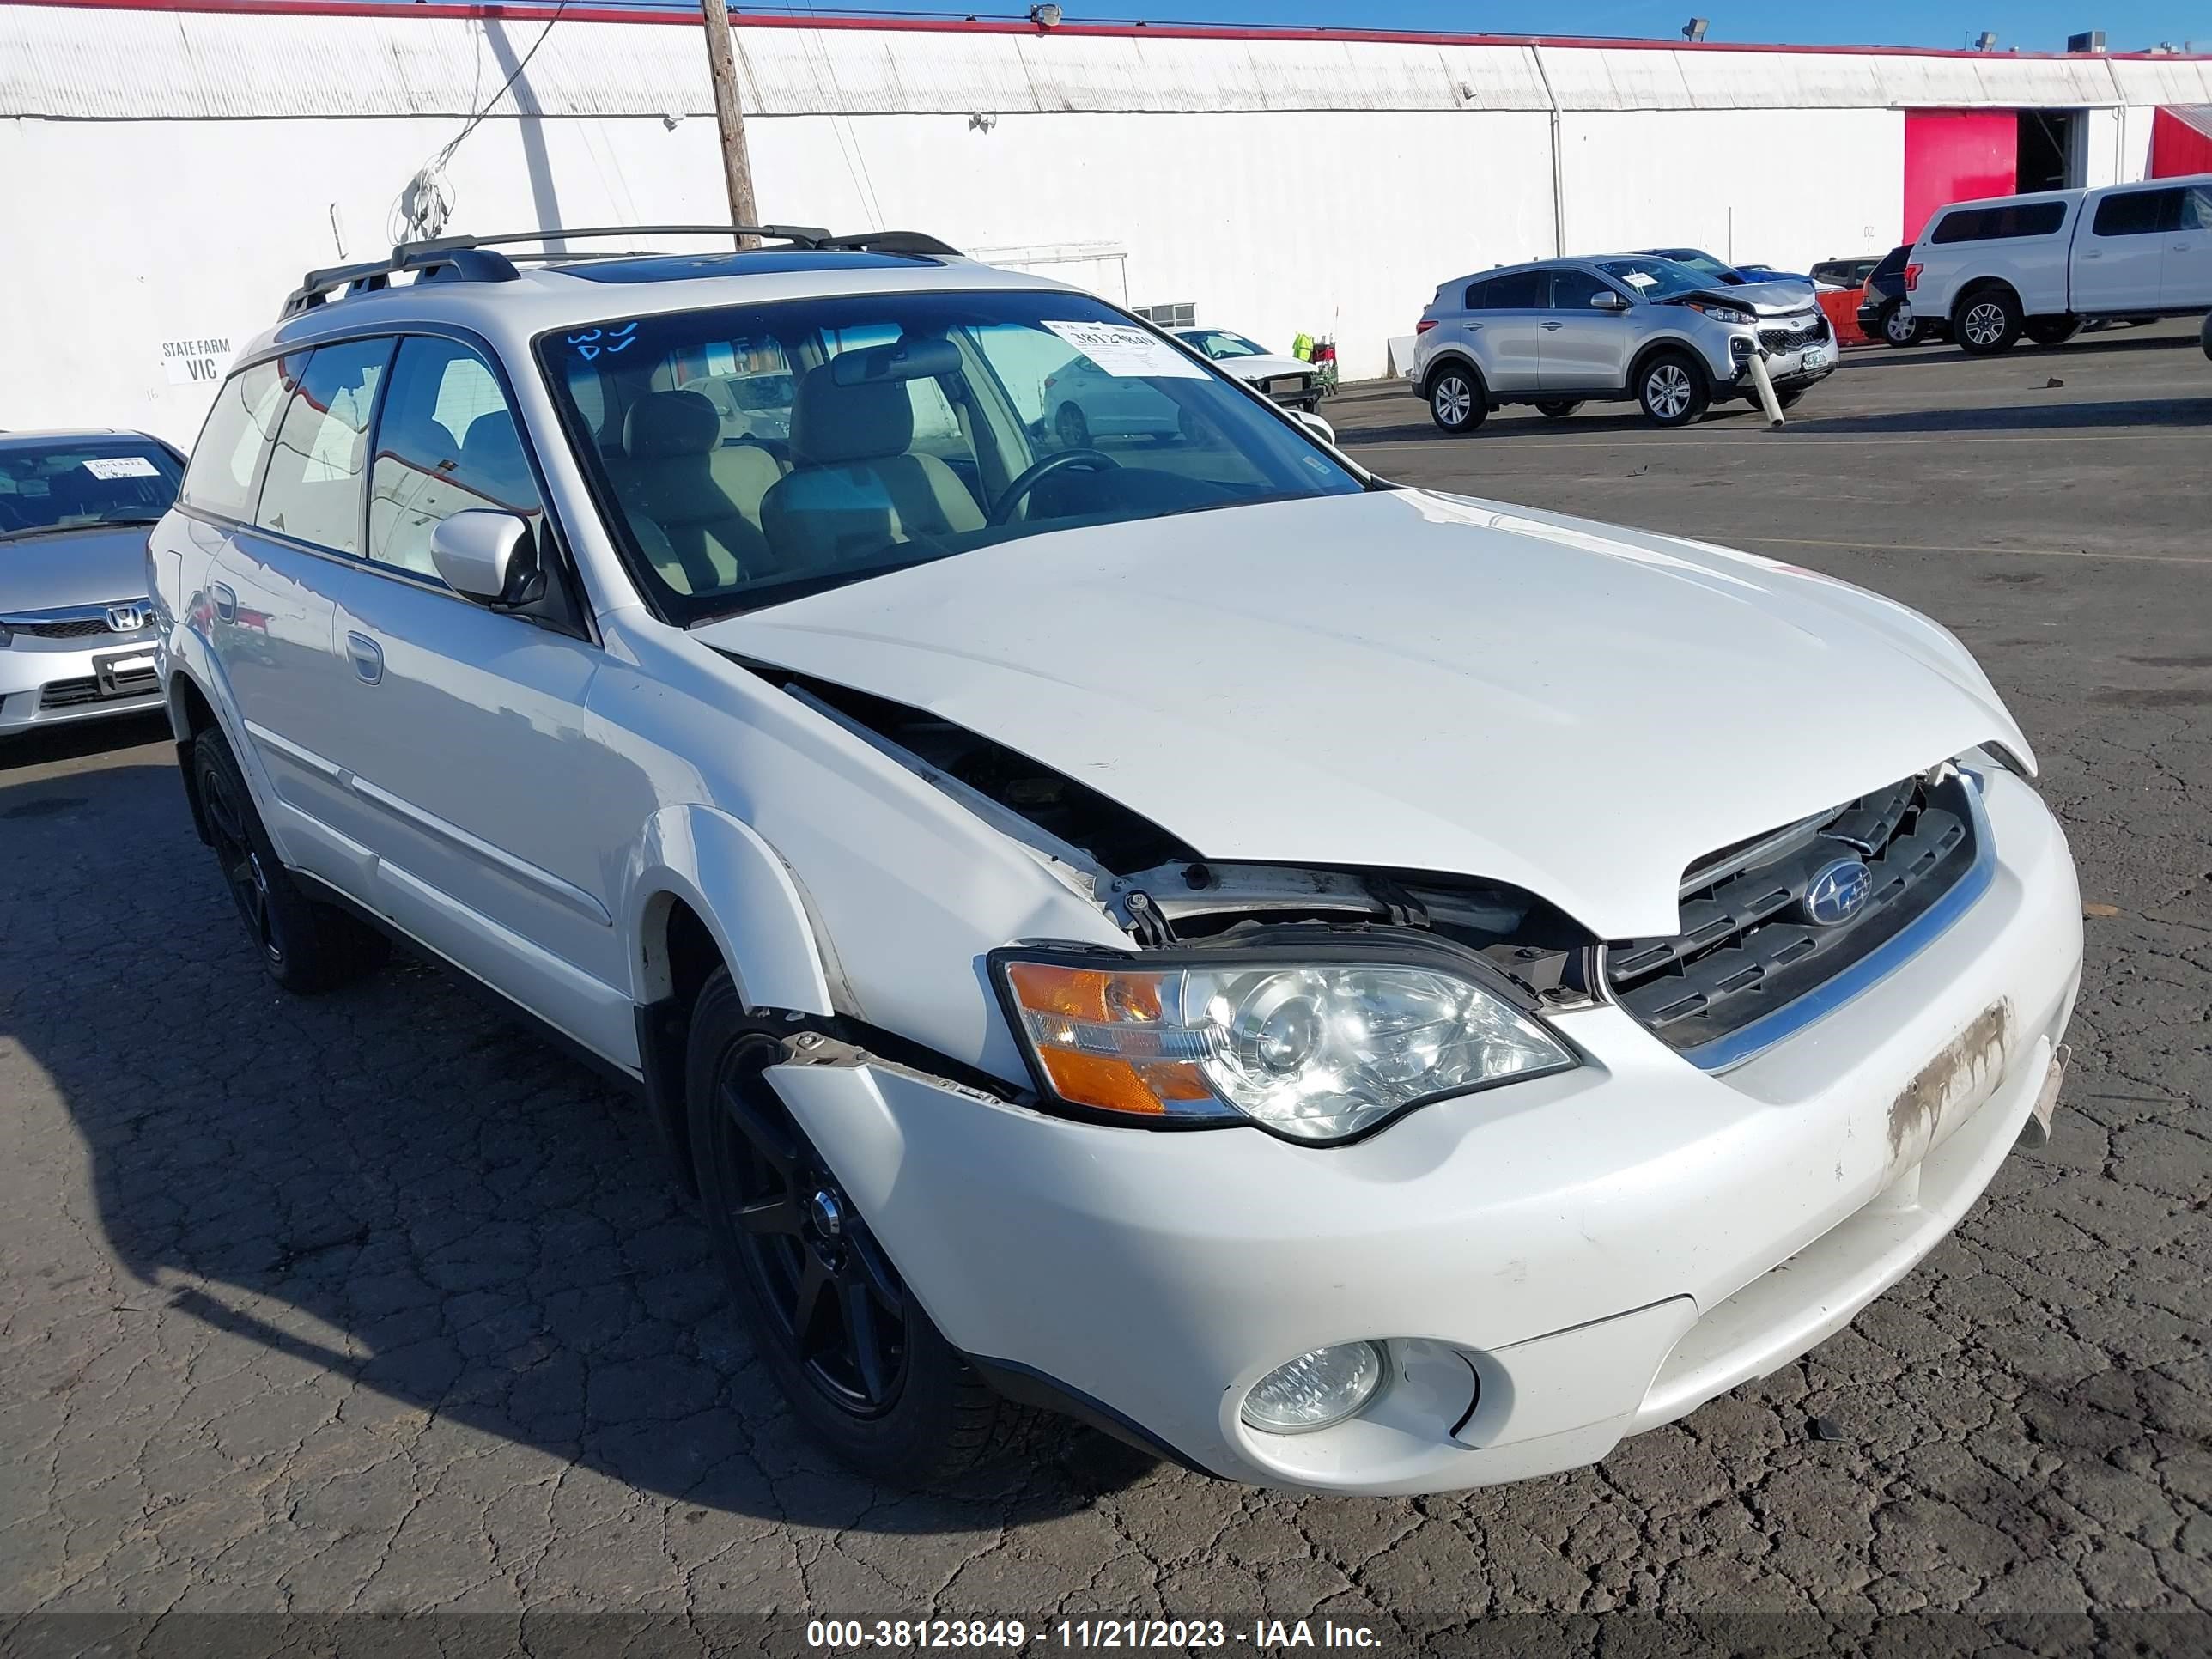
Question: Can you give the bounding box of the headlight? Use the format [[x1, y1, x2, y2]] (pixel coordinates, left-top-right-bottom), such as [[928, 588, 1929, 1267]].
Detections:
[[994, 945, 1578, 1145], [1689, 301, 1757, 326]]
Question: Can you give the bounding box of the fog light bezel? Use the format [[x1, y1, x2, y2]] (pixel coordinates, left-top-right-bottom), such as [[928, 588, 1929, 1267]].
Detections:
[[1239, 1340, 1389, 1437]]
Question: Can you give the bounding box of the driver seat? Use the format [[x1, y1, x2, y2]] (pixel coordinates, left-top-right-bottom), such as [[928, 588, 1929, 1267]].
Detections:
[[759, 363, 982, 575]]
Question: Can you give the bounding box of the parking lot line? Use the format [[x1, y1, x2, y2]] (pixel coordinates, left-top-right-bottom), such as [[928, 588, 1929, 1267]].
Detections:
[[1348, 429, 2203, 452], [1736, 535, 2212, 566]]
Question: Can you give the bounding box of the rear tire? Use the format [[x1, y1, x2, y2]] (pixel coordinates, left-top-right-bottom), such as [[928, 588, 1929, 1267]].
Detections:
[[1054, 402, 1091, 451], [688, 970, 1022, 1486], [193, 727, 388, 994], [1955, 288, 2022, 356], [1879, 301, 1923, 348], [1425, 365, 1486, 434], [2024, 315, 2081, 347], [1534, 400, 1582, 420], [1636, 352, 1710, 428]]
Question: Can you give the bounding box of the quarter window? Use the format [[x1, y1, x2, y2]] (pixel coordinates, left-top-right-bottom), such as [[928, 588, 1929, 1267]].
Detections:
[[2091, 188, 2180, 238], [179, 358, 290, 521], [256, 339, 393, 555], [368, 337, 544, 580]]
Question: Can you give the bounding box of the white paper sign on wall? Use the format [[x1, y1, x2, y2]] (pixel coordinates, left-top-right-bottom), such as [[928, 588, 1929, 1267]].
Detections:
[[160, 336, 234, 386]]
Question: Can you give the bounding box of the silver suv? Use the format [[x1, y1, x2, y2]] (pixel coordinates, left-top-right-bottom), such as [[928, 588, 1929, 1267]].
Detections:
[[1409, 255, 1835, 431]]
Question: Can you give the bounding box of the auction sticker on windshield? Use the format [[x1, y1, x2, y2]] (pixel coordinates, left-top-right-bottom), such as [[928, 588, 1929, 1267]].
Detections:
[[1043, 319, 1208, 379], [82, 456, 162, 480]]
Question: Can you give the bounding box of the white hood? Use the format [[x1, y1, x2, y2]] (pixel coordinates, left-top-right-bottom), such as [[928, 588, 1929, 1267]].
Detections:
[[1218, 353, 1313, 385], [700, 489, 2028, 939]]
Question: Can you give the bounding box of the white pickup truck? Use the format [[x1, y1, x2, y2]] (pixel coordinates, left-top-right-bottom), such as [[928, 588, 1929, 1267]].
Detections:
[[1906, 173, 2212, 355]]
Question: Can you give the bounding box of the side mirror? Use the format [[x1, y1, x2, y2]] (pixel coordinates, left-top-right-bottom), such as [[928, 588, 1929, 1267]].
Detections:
[[429, 509, 538, 605], [1290, 408, 1337, 445], [1591, 290, 1632, 313]]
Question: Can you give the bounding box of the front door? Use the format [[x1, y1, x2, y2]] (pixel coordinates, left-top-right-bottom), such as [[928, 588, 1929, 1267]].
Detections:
[[1536, 268, 1638, 392], [2080, 186, 2179, 310], [2163, 184, 2212, 309], [324, 333, 639, 1065]]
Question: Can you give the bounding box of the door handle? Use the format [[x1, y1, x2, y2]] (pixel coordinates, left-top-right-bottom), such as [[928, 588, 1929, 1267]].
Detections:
[[2175, 242, 2194, 252], [1464, 321, 1482, 331], [1540, 321, 1565, 331], [210, 582, 237, 623], [345, 631, 385, 685], [2081, 250, 2101, 258]]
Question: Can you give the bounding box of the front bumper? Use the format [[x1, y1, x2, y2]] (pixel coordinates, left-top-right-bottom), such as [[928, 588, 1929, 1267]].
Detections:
[[777, 768, 2081, 1495], [0, 630, 164, 732]]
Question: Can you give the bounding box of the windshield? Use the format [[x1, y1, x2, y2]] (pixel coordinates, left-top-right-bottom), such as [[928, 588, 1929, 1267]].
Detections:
[[1596, 257, 1717, 302], [1178, 330, 1269, 360], [0, 439, 182, 539], [540, 289, 1362, 622], [1645, 248, 1734, 281]]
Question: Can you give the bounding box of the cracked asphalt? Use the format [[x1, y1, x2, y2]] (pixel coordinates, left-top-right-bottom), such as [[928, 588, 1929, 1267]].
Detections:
[[3, 321, 2209, 1656]]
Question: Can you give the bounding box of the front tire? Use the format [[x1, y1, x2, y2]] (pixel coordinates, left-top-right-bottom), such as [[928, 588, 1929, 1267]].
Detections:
[[1956, 288, 2022, 356], [1425, 365, 1486, 434], [1534, 400, 1582, 420], [2024, 315, 2081, 347], [1637, 352, 1710, 427], [688, 971, 1020, 1485], [193, 726, 387, 994]]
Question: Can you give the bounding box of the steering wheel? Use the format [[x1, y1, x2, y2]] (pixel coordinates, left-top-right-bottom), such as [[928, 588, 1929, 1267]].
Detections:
[[988, 447, 1119, 526]]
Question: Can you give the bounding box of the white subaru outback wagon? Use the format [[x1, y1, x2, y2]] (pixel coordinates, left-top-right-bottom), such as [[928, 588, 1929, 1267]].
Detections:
[[149, 228, 2082, 1497]]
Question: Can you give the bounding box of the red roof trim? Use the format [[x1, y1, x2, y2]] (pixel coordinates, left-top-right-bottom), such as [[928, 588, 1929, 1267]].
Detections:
[[9, 0, 2210, 63]]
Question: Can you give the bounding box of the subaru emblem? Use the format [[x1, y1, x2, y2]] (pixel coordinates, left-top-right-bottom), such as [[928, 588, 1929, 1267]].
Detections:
[[106, 604, 146, 634], [1802, 857, 1874, 927]]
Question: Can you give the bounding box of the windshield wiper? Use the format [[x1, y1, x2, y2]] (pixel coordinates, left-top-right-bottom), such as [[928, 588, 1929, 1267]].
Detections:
[[0, 515, 165, 542]]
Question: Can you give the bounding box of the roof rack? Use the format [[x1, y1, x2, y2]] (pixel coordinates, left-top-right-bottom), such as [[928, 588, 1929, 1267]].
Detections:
[[280, 225, 963, 317]]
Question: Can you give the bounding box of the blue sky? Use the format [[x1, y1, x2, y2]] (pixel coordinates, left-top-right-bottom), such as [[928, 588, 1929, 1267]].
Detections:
[[742, 3, 2206, 53]]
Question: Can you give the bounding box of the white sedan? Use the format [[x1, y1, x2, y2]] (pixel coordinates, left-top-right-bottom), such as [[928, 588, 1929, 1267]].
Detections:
[[1175, 327, 1322, 411]]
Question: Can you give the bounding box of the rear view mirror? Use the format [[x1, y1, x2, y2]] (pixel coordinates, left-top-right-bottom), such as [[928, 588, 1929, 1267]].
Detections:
[[1291, 408, 1337, 444], [429, 510, 538, 605], [1591, 290, 1632, 313]]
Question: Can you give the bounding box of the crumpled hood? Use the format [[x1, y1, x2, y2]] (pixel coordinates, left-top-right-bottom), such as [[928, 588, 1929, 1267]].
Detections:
[[0, 525, 155, 614], [1685, 278, 1819, 317], [1218, 353, 1315, 384], [700, 489, 2028, 939]]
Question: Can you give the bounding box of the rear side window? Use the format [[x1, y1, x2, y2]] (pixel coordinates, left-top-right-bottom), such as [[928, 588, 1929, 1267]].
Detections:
[[180, 359, 289, 520], [255, 338, 394, 556], [1929, 202, 2067, 244], [368, 337, 544, 580], [1467, 272, 1545, 310], [2091, 188, 2181, 237]]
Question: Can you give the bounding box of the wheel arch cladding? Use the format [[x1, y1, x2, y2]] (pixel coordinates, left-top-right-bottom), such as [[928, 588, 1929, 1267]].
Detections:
[[1425, 353, 1484, 398]]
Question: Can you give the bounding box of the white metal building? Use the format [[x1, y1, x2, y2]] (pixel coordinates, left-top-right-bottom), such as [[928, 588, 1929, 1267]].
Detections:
[[6, 0, 2212, 437]]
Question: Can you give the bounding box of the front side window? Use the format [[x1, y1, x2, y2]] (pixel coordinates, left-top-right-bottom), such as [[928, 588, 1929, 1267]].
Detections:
[[256, 338, 393, 555], [2091, 189, 2180, 238], [368, 337, 544, 580], [1547, 269, 1613, 310], [2185, 186, 2212, 231], [179, 358, 289, 522], [538, 289, 1362, 623], [0, 437, 183, 539]]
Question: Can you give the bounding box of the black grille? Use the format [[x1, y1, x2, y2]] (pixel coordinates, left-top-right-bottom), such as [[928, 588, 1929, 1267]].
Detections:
[[9, 617, 116, 640], [40, 668, 158, 709], [1607, 771, 1980, 1060], [1759, 315, 1830, 353]]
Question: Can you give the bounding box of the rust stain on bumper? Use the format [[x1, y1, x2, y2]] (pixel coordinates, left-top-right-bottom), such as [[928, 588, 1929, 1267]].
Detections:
[[1887, 1000, 2014, 1173]]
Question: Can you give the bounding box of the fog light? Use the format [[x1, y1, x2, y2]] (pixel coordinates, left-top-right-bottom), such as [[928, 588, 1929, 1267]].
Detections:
[[1240, 1342, 1385, 1435]]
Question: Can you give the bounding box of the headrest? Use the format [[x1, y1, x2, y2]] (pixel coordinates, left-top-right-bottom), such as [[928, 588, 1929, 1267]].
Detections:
[[624, 389, 720, 460], [791, 338, 960, 466], [459, 412, 532, 502]]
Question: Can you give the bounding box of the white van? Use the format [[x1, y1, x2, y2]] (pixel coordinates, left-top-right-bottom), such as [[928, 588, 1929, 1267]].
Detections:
[[1906, 174, 2212, 354]]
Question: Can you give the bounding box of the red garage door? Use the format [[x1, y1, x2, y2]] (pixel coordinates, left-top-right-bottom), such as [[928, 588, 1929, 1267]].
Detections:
[[1904, 111, 2018, 244], [2151, 106, 2212, 177]]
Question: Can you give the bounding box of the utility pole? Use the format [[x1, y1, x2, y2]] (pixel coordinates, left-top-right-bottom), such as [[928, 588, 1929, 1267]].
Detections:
[[699, 0, 759, 246]]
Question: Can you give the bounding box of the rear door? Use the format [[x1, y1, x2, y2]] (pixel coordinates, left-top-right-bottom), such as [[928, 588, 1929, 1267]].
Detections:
[[2163, 183, 2212, 308], [209, 339, 392, 876], [2078, 186, 2179, 309], [1535, 267, 1636, 392], [1463, 271, 1547, 392]]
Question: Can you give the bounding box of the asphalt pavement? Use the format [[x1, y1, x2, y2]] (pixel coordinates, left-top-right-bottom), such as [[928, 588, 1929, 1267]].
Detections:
[[3, 321, 2209, 1656]]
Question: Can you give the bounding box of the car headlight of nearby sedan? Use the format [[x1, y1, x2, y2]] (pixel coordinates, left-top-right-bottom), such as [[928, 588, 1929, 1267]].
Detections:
[[994, 947, 1578, 1144]]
